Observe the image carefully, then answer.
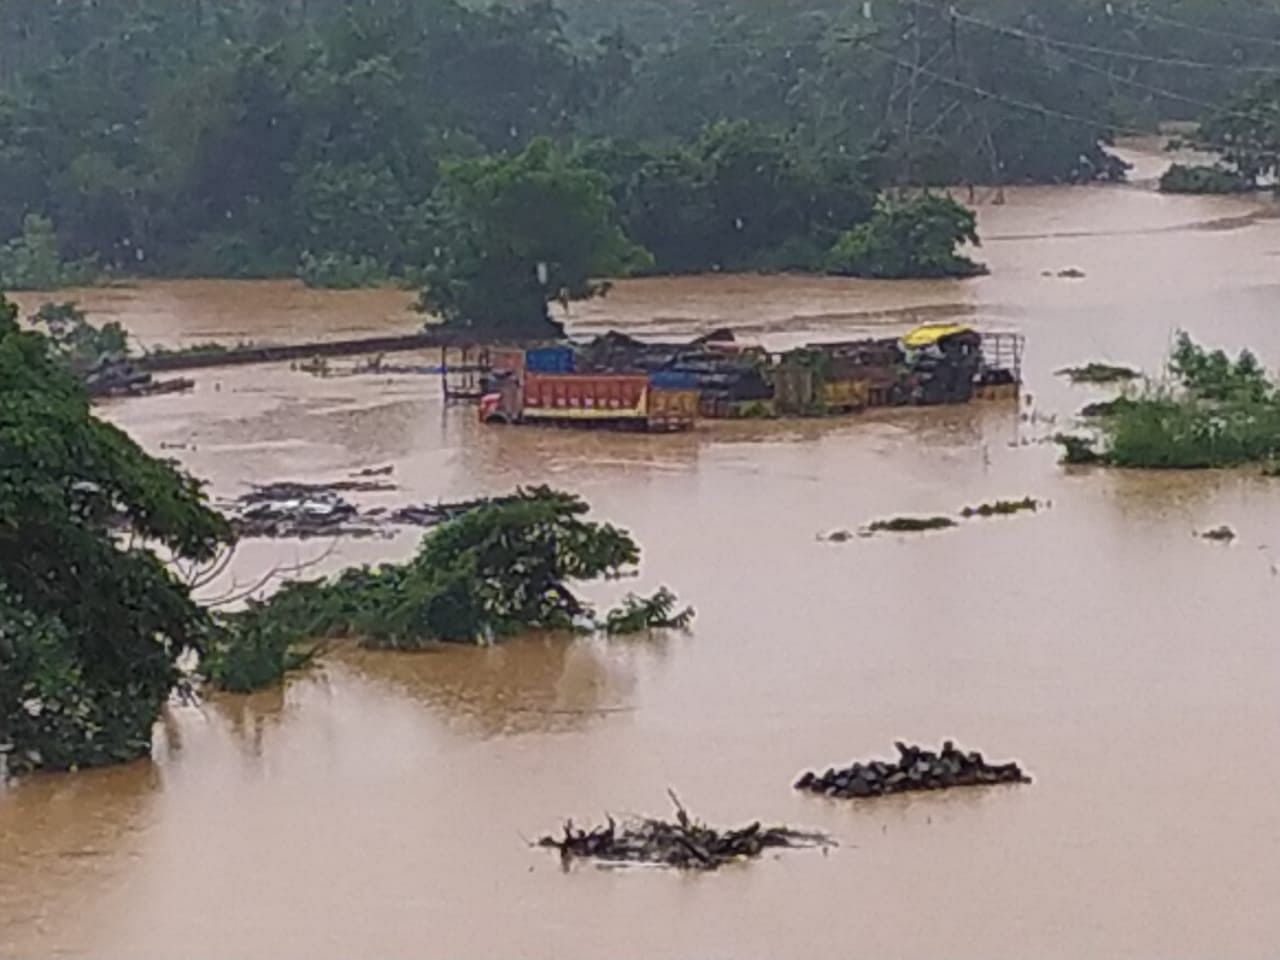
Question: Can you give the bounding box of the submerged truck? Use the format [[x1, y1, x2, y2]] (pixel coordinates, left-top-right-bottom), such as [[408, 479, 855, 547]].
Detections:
[[477, 325, 1023, 432], [480, 347, 698, 432]]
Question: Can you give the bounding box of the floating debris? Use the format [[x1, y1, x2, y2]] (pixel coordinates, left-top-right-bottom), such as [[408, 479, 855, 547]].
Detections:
[[538, 793, 831, 871], [961, 497, 1040, 519], [795, 742, 1031, 800], [226, 483, 528, 539], [1200, 525, 1236, 542], [821, 529, 855, 543], [1056, 362, 1141, 384], [864, 516, 957, 535], [228, 482, 373, 539], [389, 495, 521, 529]]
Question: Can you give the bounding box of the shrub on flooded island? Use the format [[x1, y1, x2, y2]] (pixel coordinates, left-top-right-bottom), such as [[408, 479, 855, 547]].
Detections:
[[1055, 333, 1280, 468], [1159, 163, 1254, 195], [0, 293, 231, 775], [215, 488, 691, 688]]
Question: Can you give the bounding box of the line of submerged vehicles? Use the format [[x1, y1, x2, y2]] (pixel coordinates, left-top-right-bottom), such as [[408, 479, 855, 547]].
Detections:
[[475, 322, 1024, 432]]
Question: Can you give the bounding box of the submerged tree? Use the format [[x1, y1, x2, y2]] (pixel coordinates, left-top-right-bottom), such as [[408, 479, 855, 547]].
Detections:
[[0, 293, 230, 774], [826, 194, 984, 279], [207, 487, 692, 689], [417, 138, 651, 339]]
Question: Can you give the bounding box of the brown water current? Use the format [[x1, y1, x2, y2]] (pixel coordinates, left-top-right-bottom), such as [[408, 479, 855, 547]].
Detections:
[[4, 146, 1280, 958]]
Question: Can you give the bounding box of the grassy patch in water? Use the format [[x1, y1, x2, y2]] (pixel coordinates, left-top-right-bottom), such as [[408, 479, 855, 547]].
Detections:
[[1056, 362, 1141, 384], [961, 497, 1040, 518], [865, 516, 957, 534]]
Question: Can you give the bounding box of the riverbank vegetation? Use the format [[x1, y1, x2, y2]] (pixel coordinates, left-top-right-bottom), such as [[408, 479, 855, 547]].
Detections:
[[1056, 333, 1280, 469], [0, 293, 231, 775], [1159, 164, 1255, 195], [826, 195, 985, 279], [0, 216, 97, 290], [13, 0, 1277, 322], [1188, 77, 1280, 188]]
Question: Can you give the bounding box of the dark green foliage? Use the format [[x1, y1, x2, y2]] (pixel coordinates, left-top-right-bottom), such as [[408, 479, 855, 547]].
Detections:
[[0, 292, 231, 774], [1169, 332, 1271, 403], [297, 251, 387, 290], [1080, 397, 1137, 418], [1197, 77, 1280, 185], [1159, 164, 1254, 195], [826, 195, 985, 280], [1055, 333, 1280, 469], [575, 125, 876, 275], [604, 588, 695, 634], [203, 606, 322, 695], [1055, 433, 1104, 465], [418, 139, 651, 338], [0, 216, 96, 290], [1105, 393, 1280, 469], [30, 301, 129, 374], [0, 591, 163, 774], [0, 0, 1222, 284]]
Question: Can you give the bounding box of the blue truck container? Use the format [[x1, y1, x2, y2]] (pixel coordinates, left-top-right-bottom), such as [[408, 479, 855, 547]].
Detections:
[[525, 346, 576, 374], [648, 370, 700, 390]]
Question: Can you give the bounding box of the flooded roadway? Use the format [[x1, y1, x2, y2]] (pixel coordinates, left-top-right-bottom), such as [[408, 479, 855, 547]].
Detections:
[[4, 146, 1280, 959]]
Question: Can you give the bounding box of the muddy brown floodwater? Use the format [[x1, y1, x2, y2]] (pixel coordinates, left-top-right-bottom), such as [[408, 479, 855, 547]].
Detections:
[[4, 142, 1280, 959]]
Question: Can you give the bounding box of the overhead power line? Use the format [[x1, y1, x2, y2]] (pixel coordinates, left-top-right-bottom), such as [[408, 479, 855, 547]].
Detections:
[[865, 44, 1174, 139], [946, 8, 1280, 74], [1130, 8, 1280, 52]]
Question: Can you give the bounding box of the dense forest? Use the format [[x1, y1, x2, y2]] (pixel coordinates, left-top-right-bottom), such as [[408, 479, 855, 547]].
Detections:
[[2, 0, 1280, 321]]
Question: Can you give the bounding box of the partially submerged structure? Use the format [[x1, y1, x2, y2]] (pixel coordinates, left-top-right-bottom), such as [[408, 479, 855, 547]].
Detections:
[[477, 322, 1023, 431]]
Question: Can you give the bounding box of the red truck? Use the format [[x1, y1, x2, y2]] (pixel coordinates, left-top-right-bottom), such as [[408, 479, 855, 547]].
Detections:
[[481, 373, 696, 432]]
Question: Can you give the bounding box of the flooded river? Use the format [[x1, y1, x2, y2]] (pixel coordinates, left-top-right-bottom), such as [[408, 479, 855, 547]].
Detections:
[[4, 145, 1280, 959]]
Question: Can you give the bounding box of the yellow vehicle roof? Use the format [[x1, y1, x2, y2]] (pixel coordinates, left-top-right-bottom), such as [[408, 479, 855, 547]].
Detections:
[[902, 323, 975, 348]]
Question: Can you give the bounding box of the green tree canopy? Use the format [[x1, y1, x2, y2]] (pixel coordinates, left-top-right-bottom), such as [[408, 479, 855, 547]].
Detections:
[[418, 138, 651, 338], [826, 193, 984, 279], [0, 292, 231, 774]]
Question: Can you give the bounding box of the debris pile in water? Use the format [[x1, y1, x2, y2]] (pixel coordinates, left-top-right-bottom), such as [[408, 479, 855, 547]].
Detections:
[[223, 472, 528, 540], [1200, 525, 1236, 542], [538, 793, 830, 871], [229, 482, 373, 539], [388, 495, 520, 529], [795, 742, 1031, 799]]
